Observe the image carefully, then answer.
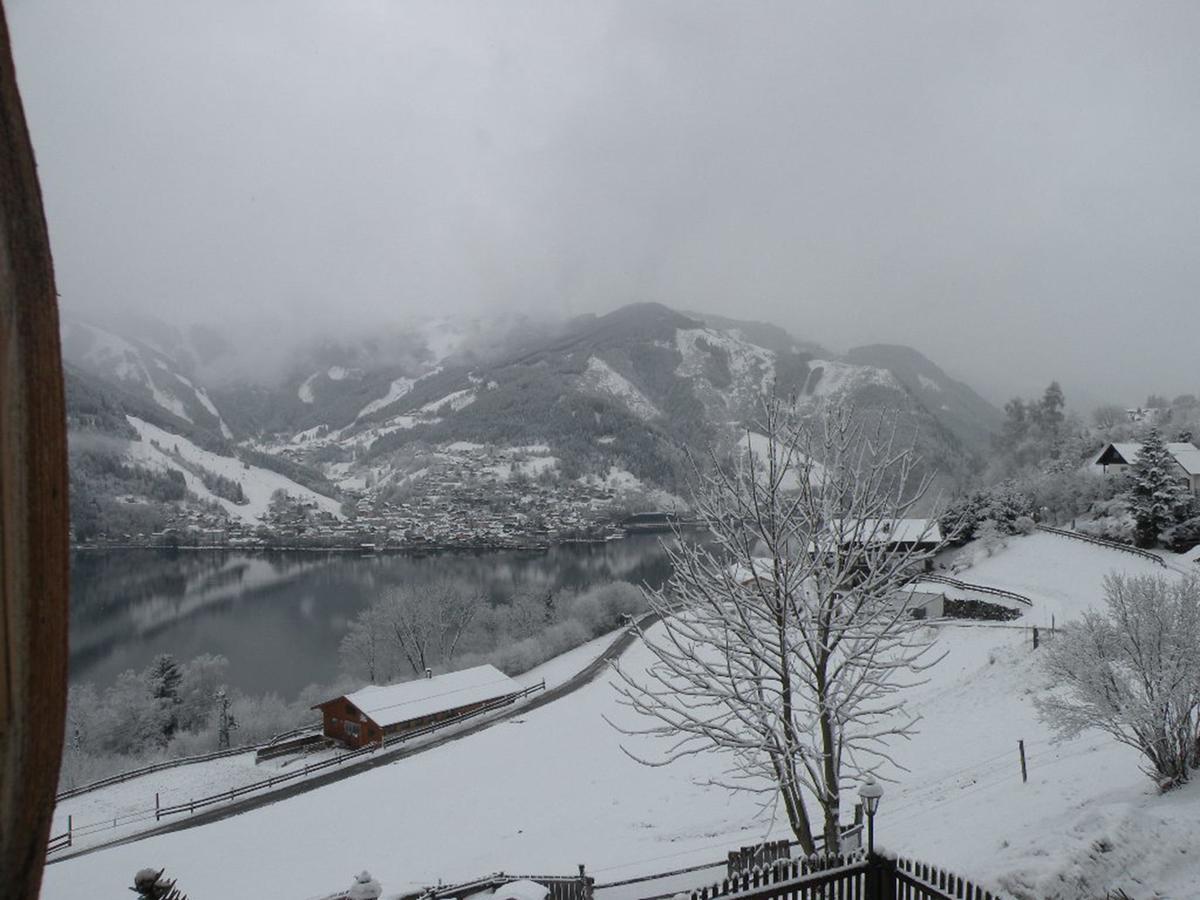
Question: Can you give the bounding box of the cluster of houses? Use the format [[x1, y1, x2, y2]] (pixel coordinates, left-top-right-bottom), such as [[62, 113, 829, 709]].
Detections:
[[345, 461, 627, 549]]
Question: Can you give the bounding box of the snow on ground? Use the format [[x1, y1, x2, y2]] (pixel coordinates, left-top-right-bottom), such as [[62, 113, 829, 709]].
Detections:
[[737, 432, 824, 489], [43, 537, 1200, 899], [298, 372, 319, 403], [51, 630, 627, 857], [419, 388, 476, 415], [950, 532, 1174, 627], [356, 376, 418, 420], [485, 457, 559, 480], [512, 628, 625, 691], [583, 357, 660, 421], [917, 373, 941, 392], [673, 328, 775, 395], [803, 359, 898, 398], [46, 618, 1194, 900], [191, 385, 234, 438], [124, 417, 342, 524]]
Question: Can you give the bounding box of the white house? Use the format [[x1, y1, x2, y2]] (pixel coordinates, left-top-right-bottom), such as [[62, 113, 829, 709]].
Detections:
[[1091, 441, 1200, 495]]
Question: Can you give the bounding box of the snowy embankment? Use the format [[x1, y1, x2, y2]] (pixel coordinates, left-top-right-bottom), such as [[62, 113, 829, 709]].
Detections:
[[124, 417, 342, 524], [950, 531, 1169, 627], [43, 536, 1200, 900], [48, 627, 629, 857]]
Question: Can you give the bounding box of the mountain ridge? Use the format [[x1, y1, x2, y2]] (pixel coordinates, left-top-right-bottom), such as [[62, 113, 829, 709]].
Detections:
[[61, 304, 1002, 539]]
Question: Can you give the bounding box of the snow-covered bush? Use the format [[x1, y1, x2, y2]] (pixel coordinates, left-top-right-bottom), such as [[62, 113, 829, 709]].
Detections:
[[1037, 573, 1200, 789], [1162, 516, 1200, 554], [939, 484, 1035, 544], [1012, 515, 1035, 535], [1075, 497, 1136, 544]]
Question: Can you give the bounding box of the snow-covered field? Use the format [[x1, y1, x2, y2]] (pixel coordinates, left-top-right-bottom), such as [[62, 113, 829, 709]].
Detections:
[[49, 628, 629, 858], [124, 417, 342, 524], [583, 357, 660, 421], [950, 531, 1169, 626], [42, 536, 1200, 899]]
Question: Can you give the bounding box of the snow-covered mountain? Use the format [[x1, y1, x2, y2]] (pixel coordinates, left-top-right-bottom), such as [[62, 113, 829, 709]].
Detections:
[[62, 304, 1002, 535], [62, 319, 235, 439]]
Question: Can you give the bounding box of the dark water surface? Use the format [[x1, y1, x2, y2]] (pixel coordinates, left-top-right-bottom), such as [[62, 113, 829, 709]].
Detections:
[[69, 535, 677, 699]]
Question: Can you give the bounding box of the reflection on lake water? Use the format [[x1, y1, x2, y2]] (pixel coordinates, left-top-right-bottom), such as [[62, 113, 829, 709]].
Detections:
[[69, 534, 680, 698]]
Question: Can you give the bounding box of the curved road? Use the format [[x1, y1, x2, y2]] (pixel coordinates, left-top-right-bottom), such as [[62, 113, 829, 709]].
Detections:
[[52, 614, 658, 863]]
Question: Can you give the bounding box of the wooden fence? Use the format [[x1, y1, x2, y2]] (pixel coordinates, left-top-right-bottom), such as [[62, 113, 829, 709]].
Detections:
[[593, 825, 863, 900], [1036, 525, 1166, 567], [428, 869, 593, 900], [913, 574, 1033, 608], [685, 852, 1005, 900], [55, 725, 313, 802]]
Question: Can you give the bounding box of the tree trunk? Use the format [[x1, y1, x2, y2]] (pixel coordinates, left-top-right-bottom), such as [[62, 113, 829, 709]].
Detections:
[[0, 3, 71, 895]]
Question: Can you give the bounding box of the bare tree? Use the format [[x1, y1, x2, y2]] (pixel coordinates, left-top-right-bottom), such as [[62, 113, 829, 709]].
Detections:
[[608, 398, 943, 854], [379, 579, 485, 677], [339, 604, 391, 683], [1037, 572, 1200, 789]]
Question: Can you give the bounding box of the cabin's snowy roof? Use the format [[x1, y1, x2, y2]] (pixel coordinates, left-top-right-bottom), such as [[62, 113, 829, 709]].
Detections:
[[335, 664, 520, 728]]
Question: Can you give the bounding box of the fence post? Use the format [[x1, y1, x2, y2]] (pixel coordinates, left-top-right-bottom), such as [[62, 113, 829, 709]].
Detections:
[[865, 853, 896, 900], [1032, 626, 1039, 649], [155, 792, 160, 821], [68, 814, 72, 847], [1018, 740, 1028, 783]]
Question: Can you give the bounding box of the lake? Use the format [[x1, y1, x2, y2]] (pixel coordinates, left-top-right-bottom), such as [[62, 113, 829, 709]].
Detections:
[[69, 535, 679, 699]]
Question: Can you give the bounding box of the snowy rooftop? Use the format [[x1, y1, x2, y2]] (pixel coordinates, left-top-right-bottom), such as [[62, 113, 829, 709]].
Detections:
[[1093, 441, 1200, 474], [334, 665, 521, 728]]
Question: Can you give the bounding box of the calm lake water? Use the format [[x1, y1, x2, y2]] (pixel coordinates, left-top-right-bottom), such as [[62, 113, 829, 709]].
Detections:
[[69, 535, 679, 699]]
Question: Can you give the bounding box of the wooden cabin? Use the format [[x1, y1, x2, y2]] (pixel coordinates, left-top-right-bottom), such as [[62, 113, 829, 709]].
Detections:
[[313, 664, 522, 749]]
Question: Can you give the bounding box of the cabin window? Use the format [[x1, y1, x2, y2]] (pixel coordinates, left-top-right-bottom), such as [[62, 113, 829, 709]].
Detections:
[[345, 722, 361, 738]]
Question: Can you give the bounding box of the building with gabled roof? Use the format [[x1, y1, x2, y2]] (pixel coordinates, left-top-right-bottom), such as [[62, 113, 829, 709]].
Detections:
[[313, 664, 522, 749], [1092, 441, 1200, 494]]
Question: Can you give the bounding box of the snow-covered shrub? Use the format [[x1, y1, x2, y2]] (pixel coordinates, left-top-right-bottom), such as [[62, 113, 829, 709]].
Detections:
[[1162, 516, 1200, 554], [1012, 515, 1035, 535], [1037, 573, 1200, 789], [1075, 497, 1136, 544], [971, 519, 1008, 560], [939, 484, 1035, 544], [567, 582, 645, 635]]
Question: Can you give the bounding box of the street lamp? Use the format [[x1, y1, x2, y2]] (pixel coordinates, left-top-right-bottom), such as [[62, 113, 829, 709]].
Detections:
[[858, 776, 884, 856]]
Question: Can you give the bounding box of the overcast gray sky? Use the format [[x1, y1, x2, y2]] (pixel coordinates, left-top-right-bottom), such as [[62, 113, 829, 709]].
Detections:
[[9, 1, 1200, 407]]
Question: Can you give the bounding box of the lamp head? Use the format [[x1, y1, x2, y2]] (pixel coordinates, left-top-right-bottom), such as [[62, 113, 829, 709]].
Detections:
[[858, 776, 884, 816]]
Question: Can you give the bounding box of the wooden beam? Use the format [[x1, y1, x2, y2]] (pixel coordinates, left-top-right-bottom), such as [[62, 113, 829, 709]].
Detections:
[[0, 2, 70, 895]]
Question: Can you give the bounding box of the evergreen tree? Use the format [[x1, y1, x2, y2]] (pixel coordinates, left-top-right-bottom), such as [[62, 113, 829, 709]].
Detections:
[[146, 653, 183, 739], [1129, 429, 1194, 547], [146, 654, 182, 701]]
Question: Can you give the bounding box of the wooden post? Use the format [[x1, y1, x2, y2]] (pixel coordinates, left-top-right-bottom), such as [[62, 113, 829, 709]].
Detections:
[[1018, 740, 1028, 783], [1032, 626, 1039, 649], [67, 815, 72, 847], [155, 792, 160, 821], [0, 5, 71, 893]]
